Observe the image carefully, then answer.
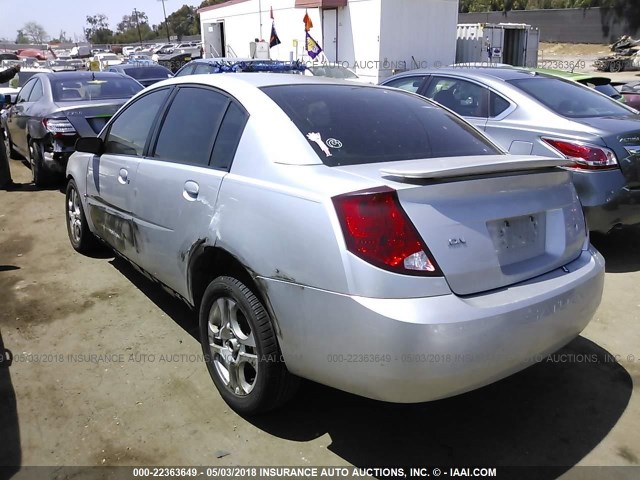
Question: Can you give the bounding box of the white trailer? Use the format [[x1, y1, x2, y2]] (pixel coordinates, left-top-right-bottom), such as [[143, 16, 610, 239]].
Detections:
[[199, 0, 460, 83]]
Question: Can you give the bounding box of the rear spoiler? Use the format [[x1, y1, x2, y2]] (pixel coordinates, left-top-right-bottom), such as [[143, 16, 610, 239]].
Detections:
[[379, 155, 571, 180]]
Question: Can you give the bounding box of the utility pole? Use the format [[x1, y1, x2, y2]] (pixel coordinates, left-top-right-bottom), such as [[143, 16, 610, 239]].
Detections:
[[159, 0, 171, 43], [133, 8, 143, 45]]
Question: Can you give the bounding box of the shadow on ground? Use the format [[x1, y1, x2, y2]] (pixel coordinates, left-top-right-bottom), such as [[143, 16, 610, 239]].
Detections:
[[0, 330, 22, 478], [591, 226, 640, 273], [108, 255, 632, 479], [249, 337, 631, 478], [109, 256, 198, 340]]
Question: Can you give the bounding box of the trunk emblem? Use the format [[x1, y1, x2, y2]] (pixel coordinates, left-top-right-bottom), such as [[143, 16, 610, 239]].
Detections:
[[448, 237, 467, 247]]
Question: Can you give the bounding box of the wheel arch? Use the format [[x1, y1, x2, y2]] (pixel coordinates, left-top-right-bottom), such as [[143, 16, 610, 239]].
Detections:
[[188, 246, 276, 329]]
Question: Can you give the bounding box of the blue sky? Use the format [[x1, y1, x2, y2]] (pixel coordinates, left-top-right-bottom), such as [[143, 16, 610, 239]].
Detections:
[[0, 0, 196, 41]]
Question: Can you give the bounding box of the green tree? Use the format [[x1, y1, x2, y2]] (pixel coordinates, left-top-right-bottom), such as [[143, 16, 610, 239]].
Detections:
[[15, 29, 29, 44], [157, 4, 199, 39], [22, 21, 48, 44], [85, 14, 114, 44]]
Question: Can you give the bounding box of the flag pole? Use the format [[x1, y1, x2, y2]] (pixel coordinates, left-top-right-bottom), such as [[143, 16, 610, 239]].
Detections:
[[258, 0, 263, 40]]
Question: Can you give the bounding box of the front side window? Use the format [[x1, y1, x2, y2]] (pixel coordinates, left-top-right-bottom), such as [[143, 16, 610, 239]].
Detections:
[[153, 87, 229, 166], [424, 77, 489, 118], [263, 84, 501, 167], [104, 89, 170, 156]]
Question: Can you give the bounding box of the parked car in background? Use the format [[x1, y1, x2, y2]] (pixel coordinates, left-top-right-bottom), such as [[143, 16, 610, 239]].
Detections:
[[92, 53, 123, 70], [70, 45, 92, 59], [66, 74, 603, 414], [2, 71, 143, 185], [381, 67, 640, 233], [619, 81, 640, 109], [122, 46, 137, 57], [107, 64, 173, 87], [124, 54, 155, 66]]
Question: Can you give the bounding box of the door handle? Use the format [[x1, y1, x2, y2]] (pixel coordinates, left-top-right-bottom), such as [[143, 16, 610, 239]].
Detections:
[[183, 180, 199, 201], [118, 168, 129, 185]]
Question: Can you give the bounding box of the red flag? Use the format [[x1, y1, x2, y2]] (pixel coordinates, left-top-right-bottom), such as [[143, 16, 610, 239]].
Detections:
[[303, 10, 313, 31], [270, 6, 274, 20]]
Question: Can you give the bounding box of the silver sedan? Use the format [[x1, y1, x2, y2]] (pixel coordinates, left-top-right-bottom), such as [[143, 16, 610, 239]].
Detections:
[[382, 67, 640, 233], [65, 74, 604, 414]]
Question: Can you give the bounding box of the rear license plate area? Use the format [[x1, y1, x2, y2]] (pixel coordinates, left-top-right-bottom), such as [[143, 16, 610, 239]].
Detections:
[[487, 213, 546, 266]]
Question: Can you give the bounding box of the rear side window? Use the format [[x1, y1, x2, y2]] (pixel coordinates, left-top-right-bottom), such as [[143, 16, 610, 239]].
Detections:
[[153, 87, 229, 166], [104, 89, 170, 156], [262, 85, 500, 166], [490, 91, 510, 117], [28, 79, 44, 102], [210, 102, 248, 171], [424, 77, 489, 118], [16, 79, 36, 102], [509, 77, 631, 118]]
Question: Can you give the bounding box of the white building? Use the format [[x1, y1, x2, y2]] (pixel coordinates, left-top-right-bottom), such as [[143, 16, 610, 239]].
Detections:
[[199, 0, 459, 83]]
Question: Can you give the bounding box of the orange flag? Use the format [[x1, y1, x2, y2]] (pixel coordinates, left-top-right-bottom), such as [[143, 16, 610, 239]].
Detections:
[[303, 10, 313, 31]]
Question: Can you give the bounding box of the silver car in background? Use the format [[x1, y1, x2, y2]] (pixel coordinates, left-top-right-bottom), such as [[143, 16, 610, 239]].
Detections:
[[382, 68, 640, 233], [65, 74, 604, 414]]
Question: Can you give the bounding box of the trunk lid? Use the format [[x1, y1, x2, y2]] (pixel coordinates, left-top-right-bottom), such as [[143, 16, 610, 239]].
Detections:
[[337, 155, 586, 296], [54, 100, 128, 136]]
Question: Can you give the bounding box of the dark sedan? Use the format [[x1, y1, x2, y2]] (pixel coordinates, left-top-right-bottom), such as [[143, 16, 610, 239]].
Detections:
[[3, 71, 143, 186], [106, 64, 173, 87]]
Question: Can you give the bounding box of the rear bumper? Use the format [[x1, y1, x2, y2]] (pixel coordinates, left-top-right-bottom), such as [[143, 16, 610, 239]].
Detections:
[[571, 168, 640, 232], [264, 248, 605, 403]]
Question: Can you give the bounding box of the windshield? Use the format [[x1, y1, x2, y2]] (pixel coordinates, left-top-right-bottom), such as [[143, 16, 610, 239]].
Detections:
[[51, 76, 143, 102], [262, 85, 501, 166], [508, 77, 632, 118]]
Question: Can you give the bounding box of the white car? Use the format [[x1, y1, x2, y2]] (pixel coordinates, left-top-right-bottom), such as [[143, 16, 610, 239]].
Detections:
[[92, 53, 123, 70]]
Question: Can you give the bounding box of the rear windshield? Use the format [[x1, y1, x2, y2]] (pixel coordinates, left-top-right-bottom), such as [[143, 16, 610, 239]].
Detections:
[[123, 66, 172, 80], [51, 76, 143, 102], [262, 84, 501, 166], [509, 77, 631, 118]]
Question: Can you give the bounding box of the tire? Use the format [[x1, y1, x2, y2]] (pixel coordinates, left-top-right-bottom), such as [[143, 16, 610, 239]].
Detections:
[[29, 141, 53, 187], [199, 276, 298, 415], [65, 179, 100, 254], [3, 129, 20, 160]]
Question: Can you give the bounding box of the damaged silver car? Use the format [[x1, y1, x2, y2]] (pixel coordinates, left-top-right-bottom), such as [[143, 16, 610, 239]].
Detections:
[[66, 74, 604, 414]]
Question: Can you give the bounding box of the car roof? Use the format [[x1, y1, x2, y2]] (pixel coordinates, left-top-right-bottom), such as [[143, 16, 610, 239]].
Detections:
[[391, 67, 538, 82]]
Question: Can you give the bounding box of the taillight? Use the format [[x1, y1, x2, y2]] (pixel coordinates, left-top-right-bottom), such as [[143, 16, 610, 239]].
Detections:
[[332, 186, 441, 276], [542, 137, 618, 170], [43, 118, 76, 137]]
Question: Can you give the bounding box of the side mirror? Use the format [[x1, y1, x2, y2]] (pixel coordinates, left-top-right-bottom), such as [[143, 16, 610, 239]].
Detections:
[[3, 94, 12, 106], [75, 136, 104, 155]]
